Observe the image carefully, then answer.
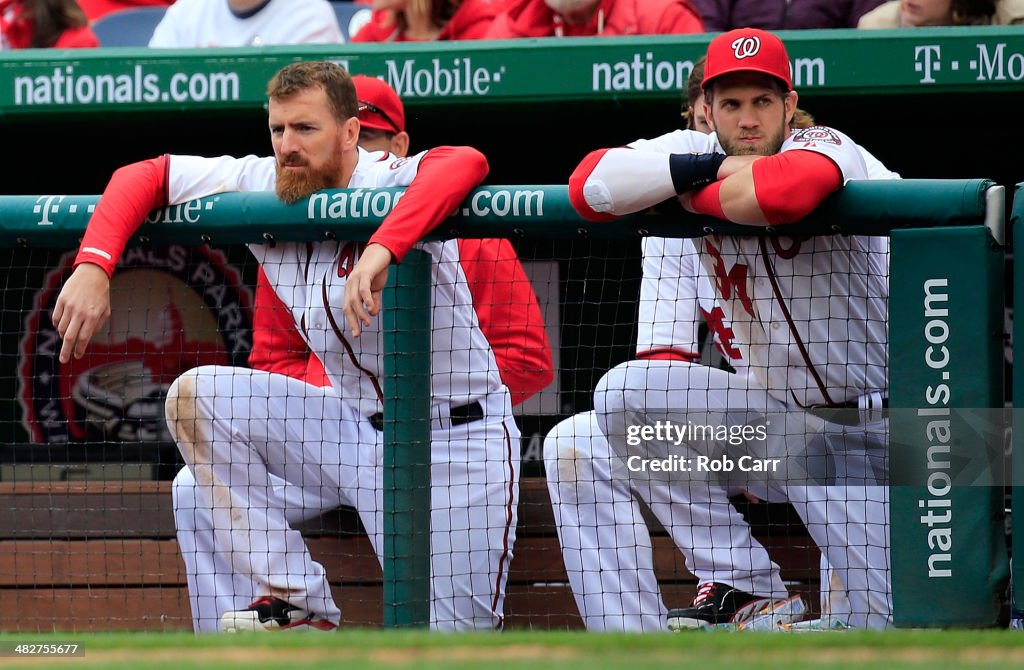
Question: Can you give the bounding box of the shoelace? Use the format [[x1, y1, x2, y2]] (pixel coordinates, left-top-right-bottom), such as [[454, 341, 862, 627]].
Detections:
[[692, 582, 718, 607]]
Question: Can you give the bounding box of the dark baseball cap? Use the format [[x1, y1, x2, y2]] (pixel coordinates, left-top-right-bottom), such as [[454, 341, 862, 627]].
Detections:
[[702, 28, 793, 91], [353, 75, 405, 133]]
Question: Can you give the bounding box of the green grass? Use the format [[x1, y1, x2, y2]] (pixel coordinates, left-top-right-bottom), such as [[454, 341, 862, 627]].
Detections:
[[2, 630, 1024, 669]]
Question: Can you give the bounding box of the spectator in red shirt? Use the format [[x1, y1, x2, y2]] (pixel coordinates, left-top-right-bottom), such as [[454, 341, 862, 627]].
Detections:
[[485, 0, 703, 38], [352, 0, 505, 41], [77, 0, 173, 23], [1, 0, 99, 48]]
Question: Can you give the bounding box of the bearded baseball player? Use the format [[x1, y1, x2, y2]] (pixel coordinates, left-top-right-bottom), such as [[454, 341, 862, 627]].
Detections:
[[53, 61, 528, 632], [167, 73, 552, 632], [569, 28, 892, 630]]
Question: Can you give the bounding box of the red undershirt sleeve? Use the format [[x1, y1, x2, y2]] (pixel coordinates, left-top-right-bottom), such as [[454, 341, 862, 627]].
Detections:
[[688, 180, 726, 219], [368, 146, 488, 262], [750, 150, 842, 225], [74, 155, 169, 277]]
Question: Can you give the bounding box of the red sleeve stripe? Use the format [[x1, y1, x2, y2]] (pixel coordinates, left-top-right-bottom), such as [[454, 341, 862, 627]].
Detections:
[[635, 348, 701, 362], [568, 148, 618, 222]]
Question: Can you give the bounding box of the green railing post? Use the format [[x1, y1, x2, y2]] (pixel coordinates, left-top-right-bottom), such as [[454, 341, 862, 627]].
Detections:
[[890, 226, 1008, 627], [1012, 183, 1024, 622], [381, 248, 432, 628]]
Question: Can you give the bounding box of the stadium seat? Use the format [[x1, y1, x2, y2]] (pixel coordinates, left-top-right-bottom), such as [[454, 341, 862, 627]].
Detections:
[[332, 1, 373, 41], [92, 6, 167, 47]]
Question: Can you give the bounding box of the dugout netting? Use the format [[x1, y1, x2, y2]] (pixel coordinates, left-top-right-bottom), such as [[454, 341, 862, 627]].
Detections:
[[0, 181, 1008, 631]]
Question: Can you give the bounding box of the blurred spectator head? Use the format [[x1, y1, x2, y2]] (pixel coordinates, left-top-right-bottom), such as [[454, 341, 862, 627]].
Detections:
[[544, 0, 599, 25], [371, 0, 458, 36], [352, 74, 411, 157], [4, 0, 95, 48], [899, 0, 996, 26]]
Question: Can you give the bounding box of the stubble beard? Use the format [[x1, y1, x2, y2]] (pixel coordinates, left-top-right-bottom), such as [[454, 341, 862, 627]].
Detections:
[[720, 123, 788, 158]]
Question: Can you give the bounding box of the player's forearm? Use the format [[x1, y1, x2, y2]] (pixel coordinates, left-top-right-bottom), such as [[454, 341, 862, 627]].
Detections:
[[570, 148, 675, 220], [368, 146, 488, 262], [569, 148, 725, 221], [690, 151, 843, 226], [75, 155, 169, 276], [719, 167, 770, 225]]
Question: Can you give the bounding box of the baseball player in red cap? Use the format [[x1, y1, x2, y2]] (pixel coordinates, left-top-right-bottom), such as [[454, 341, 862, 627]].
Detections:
[[569, 28, 892, 630]]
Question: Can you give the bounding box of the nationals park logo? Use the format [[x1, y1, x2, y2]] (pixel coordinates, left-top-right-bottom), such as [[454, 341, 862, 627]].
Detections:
[[732, 36, 761, 60], [19, 245, 253, 445]]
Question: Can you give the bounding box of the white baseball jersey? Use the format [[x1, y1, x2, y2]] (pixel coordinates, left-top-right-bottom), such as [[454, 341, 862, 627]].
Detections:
[[149, 0, 344, 47], [165, 149, 505, 417], [590, 126, 889, 406], [638, 236, 746, 369]]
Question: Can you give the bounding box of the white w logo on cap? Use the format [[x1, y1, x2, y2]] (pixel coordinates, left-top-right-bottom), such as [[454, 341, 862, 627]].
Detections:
[[731, 36, 761, 59]]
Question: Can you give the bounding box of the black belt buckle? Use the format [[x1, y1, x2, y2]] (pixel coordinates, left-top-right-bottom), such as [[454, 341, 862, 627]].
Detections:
[[367, 400, 483, 432]]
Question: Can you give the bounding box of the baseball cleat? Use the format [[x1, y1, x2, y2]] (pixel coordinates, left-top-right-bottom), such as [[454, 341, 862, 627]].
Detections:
[[220, 596, 337, 632], [667, 582, 776, 631]]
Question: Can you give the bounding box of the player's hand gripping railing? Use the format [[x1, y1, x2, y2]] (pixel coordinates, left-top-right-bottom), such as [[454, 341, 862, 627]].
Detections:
[[0, 179, 1006, 628]]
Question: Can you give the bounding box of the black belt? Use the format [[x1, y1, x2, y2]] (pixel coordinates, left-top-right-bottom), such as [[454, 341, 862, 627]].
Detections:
[[806, 397, 888, 425], [813, 398, 889, 410], [368, 400, 484, 432]]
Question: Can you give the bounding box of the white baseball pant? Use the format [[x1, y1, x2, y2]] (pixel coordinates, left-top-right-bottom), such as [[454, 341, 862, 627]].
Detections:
[[545, 406, 787, 632], [173, 466, 344, 632], [166, 365, 519, 631], [596, 360, 892, 629]]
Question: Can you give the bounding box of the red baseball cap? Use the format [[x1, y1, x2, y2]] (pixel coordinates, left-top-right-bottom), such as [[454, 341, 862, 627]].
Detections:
[[352, 74, 405, 134], [701, 28, 792, 91]]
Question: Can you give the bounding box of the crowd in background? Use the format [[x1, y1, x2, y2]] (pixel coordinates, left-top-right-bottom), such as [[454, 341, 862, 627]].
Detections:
[[2, 0, 1022, 51]]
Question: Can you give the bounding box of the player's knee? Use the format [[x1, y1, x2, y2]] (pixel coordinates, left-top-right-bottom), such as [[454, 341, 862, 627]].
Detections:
[[544, 413, 607, 485], [171, 466, 198, 522], [594, 363, 633, 416], [544, 418, 583, 484], [165, 367, 216, 463]]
